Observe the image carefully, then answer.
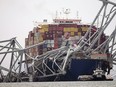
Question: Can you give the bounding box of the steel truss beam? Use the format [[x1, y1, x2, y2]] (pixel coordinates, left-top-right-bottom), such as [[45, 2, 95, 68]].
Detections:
[[0, 0, 116, 82]]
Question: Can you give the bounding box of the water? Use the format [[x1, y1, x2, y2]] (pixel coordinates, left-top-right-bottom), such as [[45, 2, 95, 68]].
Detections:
[[0, 81, 116, 87]]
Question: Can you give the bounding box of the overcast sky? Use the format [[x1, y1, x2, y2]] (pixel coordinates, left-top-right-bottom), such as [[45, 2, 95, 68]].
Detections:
[[0, 0, 116, 47]]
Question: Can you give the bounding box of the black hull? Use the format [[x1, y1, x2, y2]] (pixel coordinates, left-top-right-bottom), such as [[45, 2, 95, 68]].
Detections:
[[35, 59, 110, 81]]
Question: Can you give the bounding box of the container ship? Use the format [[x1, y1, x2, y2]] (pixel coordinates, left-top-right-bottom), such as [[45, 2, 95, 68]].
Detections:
[[25, 17, 112, 81], [0, 0, 115, 82]]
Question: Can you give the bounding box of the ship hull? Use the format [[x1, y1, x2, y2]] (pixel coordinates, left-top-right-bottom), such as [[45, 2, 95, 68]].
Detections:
[[35, 59, 109, 81], [60, 59, 108, 81]]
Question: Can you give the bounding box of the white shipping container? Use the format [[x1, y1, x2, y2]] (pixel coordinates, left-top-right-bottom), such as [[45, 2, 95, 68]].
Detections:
[[69, 37, 76, 41], [47, 40, 51, 43], [75, 36, 80, 40], [34, 32, 40, 37], [50, 40, 54, 43], [51, 43, 54, 47], [47, 44, 51, 47], [47, 43, 54, 47], [45, 40, 54, 44], [91, 53, 107, 60], [33, 27, 36, 33], [45, 40, 48, 44]]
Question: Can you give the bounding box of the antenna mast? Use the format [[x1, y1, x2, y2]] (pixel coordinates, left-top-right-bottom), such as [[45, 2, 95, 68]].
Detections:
[[63, 9, 70, 19]]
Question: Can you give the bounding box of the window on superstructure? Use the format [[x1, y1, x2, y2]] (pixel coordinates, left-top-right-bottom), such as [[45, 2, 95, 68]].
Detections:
[[60, 21, 64, 23], [66, 21, 73, 23]]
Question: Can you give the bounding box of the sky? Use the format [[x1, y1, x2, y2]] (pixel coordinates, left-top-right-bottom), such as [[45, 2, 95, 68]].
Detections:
[[0, 0, 116, 47], [0, 0, 113, 47]]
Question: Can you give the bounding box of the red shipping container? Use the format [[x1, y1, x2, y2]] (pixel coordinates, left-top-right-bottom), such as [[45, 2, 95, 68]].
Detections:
[[58, 27, 63, 31]]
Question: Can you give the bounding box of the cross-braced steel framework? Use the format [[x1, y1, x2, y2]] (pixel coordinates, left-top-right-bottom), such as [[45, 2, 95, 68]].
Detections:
[[0, 0, 116, 82], [0, 38, 45, 82]]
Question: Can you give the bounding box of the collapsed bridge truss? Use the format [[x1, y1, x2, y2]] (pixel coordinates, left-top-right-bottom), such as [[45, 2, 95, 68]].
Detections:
[[0, 0, 116, 82]]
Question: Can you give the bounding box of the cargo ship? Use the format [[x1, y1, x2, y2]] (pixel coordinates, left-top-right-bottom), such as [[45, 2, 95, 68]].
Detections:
[[25, 4, 116, 81], [25, 16, 112, 81], [0, 0, 114, 82]]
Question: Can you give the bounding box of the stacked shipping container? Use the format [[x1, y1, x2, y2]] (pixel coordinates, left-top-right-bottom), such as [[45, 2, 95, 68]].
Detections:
[[25, 21, 106, 60]]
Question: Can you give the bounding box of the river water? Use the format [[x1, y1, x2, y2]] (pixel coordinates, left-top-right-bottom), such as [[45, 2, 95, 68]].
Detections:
[[0, 81, 116, 87]]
